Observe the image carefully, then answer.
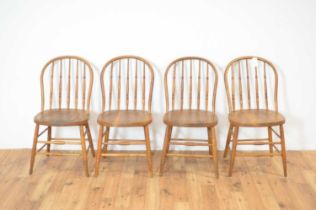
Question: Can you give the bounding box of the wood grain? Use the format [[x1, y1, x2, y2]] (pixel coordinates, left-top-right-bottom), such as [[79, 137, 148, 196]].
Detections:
[[34, 109, 89, 126], [163, 110, 217, 127], [97, 110, 152, 127], [4, 150, 316, 210]]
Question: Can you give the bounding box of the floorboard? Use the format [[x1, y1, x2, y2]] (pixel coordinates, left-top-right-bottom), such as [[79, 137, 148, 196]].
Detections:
[[0, 150, 316, 210]]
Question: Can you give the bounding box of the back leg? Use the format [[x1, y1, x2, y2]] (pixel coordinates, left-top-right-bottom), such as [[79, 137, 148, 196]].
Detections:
[[46, 126, 52, 156], [144, 125, 153, 177], [102, 127, 110, 159], [268, 126, 273, 157]]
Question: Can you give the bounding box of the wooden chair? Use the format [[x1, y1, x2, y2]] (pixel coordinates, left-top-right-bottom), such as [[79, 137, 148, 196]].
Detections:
[[159, 57, 219, 177], [95, 55, 154, 177], [29, 56, 95, 177], [223, 56, 287, 177]]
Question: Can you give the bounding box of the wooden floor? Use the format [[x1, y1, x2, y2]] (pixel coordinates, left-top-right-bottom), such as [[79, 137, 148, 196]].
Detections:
[[1, 150, 316, 210]]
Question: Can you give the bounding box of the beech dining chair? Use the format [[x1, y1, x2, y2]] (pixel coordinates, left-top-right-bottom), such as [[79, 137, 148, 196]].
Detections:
[[159, 57, 219, 177], [95, 55, 154, 177], [223, 56, 287, 177], [30, 56, 95, 177]]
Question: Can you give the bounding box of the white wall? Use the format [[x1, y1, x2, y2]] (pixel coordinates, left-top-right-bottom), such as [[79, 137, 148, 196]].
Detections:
[[0, 0, 316, 150]]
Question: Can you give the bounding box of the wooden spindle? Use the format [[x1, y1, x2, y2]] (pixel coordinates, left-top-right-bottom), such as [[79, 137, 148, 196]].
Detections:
[[171, 63, 176, 110], [255, 65, 259, 109], [197, 60, 201, 110], [58, 60, 63, 109], [205, 64, 209, 111], [246, 59, 251, 109], [109, 63, 113, 110], [263, 62, 269, 109], [75, 60, 79, 109], [142, 62, 146, 110], [238, 61, 243, 109], [180, 60, 184, 110], [82, 64, 86, 110], [49, 62, 54, 109], [189, 60, 192, 110], [126, 59, 130, 110], [118, 60, 121, 110], [134, 60, 138, 110], [67, 59, 71, 109], [231, 63, 235, 111]]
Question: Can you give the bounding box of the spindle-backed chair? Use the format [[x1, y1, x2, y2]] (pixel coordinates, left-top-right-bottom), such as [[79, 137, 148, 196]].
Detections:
[[95, 55, 154, 177], [159, 57, 219, 177], [223, 56, 287, 177], [29, 56, 95, 177]]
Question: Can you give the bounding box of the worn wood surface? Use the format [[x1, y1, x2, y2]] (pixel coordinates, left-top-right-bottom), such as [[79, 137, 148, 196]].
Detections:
[[97, 110, 152, 127], [3, 150, 316, 210], [34, 109, 89, 126], [163, 110, 217, 127], [229, 109, 285, 127]]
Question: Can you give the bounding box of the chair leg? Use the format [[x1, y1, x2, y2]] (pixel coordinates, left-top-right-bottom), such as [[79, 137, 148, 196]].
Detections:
[[223, 124, 233, 159], [209, 127, 219, 178], [165, 126, 172, 155], [228, 126, 239, 177], [207, 127, 213, 157], [144, 125, 153, 177], [159, 126, 172, 176], [279, 125, 287, 177], [79, 126, 89, 177], [85, 125, 95, 157], [268, 126, 273, 156], [95, 125, 104, 177], [102, 127, 110, 159], [46, 126, 52, 156], [29, 124, 40, 175]]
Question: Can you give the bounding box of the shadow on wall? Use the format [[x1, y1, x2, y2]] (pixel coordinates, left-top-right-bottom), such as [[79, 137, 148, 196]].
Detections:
[[150, 61, 165, 150], [275, 63, 302, 150], [87, 62, 102, 143]]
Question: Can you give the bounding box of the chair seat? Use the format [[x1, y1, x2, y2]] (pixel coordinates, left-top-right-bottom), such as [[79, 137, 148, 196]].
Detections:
[[229, 109, 285, 127], [97, 110, 152, 127], [163, 110, 217, 127], [34, 109, 89, 126]]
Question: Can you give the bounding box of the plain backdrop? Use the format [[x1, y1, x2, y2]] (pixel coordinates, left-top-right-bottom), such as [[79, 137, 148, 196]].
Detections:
[[0, 0, 316, 150]]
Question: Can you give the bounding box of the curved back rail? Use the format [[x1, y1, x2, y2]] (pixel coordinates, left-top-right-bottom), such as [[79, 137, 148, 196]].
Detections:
[[40, 56, 94, 112], [224, 56, 279, 112], [100, 55, 154, 112], [164, 57, 218, 112]]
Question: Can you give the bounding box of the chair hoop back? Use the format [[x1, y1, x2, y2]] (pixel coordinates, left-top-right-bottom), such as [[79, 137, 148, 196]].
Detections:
[[100, 55, 154, 112], [224, 56, 279, 112], [164, 56, 218, 112], [40, 55, 94, 112]]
